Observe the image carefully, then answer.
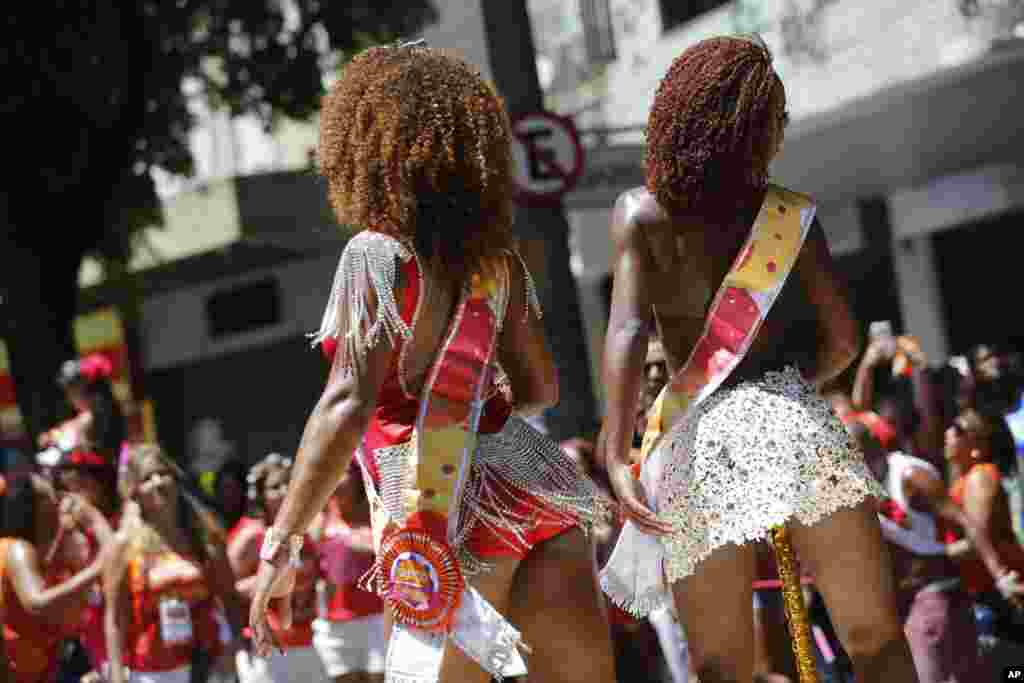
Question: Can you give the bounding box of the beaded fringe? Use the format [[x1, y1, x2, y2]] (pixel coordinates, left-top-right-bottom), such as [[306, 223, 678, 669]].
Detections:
[[311, 232, 414, 374], [312, 233, 543, 371], [361, 418, 599, 580]]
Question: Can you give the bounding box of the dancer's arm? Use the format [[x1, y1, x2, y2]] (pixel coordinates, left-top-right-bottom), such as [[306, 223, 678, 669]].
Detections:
[[600, 191, 672, 535], [249, 246, 400, 654], [270, 255, 400, 545], [796, 218, 861, 389], [5, 540, 103, 624], [498, 252, 559, 417]]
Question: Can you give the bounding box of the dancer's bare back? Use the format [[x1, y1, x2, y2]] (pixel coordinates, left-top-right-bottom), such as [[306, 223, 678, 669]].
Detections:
[[609, 185, 857, 385]]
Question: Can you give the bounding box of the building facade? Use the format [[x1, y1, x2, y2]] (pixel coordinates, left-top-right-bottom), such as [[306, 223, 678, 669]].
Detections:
[[540, 0, 1024, 404]]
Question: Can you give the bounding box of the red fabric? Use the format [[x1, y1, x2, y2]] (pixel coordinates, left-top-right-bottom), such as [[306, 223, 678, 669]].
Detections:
[[462, 482, 577, 558], [606, 597, 638, 627], [320, 522, 384, 622], [226, 516, 262, 547], [79, 354, 114, 382], [65, 450, 108, 467], [360, 255, 571, 560], [847, 411, 899, 450], [77, 513, 120, 669], [944, 464, 1024, 595], [126, 551, 223, 672], [878, 499, 909, 527], [1, 539, 80, 683]]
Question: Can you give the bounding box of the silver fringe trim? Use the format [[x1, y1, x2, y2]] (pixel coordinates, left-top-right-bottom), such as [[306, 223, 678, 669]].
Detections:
[[311, 232, 414, 373], [365, 416, 599, 575]]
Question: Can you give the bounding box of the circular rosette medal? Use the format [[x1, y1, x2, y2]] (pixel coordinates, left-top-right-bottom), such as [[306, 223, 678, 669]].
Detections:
[[380, 519, 465, 632]]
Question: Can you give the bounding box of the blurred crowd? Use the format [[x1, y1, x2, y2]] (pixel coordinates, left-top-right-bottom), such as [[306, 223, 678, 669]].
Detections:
[[4, 328, 1024, 683], [1, 354, 385, 683], [573, 330, 1024, 682]]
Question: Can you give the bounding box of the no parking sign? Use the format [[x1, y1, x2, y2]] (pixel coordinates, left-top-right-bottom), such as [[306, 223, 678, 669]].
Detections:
[[511, 111, 585, 206]]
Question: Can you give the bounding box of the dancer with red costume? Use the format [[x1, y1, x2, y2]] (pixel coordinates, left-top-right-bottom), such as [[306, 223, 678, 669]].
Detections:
[[597, 35, 917, 682], [246, 41, 609, 683]]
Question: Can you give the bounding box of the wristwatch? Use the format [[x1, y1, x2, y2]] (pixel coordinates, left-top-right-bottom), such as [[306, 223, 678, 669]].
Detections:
[[259, 527, 304, 568]]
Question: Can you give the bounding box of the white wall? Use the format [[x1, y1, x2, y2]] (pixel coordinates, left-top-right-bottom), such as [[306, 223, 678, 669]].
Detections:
[[601, 0, 978, 129], [421, 0, 494, 80], [140, 251, 341, 371]]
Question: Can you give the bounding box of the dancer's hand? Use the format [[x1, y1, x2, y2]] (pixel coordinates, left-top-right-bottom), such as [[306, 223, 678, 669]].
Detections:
[[605, 456, 673, 536], [249, 557, 297, 657]]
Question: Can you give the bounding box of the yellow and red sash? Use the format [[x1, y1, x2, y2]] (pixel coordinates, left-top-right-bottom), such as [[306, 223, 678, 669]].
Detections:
[[639, 184, 815, 462], [379, 262, 528, 681]]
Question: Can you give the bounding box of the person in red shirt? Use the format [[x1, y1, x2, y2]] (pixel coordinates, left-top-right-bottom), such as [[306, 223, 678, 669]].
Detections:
[[229, 453, 327, 683], [1, 472, 114, 683], [311, 460, 385, 683], [104, 444, 246, 683], [52, 449, 122, 681], [941, 408, 1024, 674]]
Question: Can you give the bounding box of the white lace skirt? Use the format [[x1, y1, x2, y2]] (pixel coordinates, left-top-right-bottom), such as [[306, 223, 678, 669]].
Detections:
[[657, 365, 884, 582]]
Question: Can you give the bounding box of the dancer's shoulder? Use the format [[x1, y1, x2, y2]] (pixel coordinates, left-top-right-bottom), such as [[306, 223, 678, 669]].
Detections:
[[610, 187, 669, 250], [341, 230, 413, 263]]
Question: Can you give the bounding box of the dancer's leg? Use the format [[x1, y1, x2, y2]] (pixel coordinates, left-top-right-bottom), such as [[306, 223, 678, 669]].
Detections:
[[787, 500, 919, 682], [671, 542, 758, 683], [507, 528, 616, 683], [437, 556, 521, 683]]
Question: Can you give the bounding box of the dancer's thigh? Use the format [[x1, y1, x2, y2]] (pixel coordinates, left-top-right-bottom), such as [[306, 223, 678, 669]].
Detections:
[[437, 555, 521, 683], [671, 541, 757, 683], [507, 528, 616, 683], [786, 500, 903, 652]]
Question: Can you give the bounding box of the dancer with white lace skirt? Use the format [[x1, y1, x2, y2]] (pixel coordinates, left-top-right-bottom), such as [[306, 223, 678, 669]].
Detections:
[[246, 42, 612, 683], [597, 35, 918, 682]]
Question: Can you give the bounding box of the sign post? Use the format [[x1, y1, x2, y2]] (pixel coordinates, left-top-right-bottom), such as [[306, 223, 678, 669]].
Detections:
[[511, 111, 585, 206]]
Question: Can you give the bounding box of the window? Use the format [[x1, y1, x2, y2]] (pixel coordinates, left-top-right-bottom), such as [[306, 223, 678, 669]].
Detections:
[[205, 278, 282, 339], [659, 0, 730, 33], [579, 0, 617, 65]]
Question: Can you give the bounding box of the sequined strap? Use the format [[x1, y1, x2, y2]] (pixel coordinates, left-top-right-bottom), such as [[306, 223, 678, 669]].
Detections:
[[312, 231, 416, 375], [506, 249, 542, 322]]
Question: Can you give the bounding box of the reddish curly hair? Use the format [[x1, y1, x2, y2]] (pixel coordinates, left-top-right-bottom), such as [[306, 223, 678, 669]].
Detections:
[[645, 36, 787, 222], [318, 44, 516, 286]]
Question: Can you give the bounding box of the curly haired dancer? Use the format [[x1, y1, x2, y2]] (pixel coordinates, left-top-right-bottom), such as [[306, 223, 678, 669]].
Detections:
[[247, 43, 611, 683], [598, 36, 918, 682]]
